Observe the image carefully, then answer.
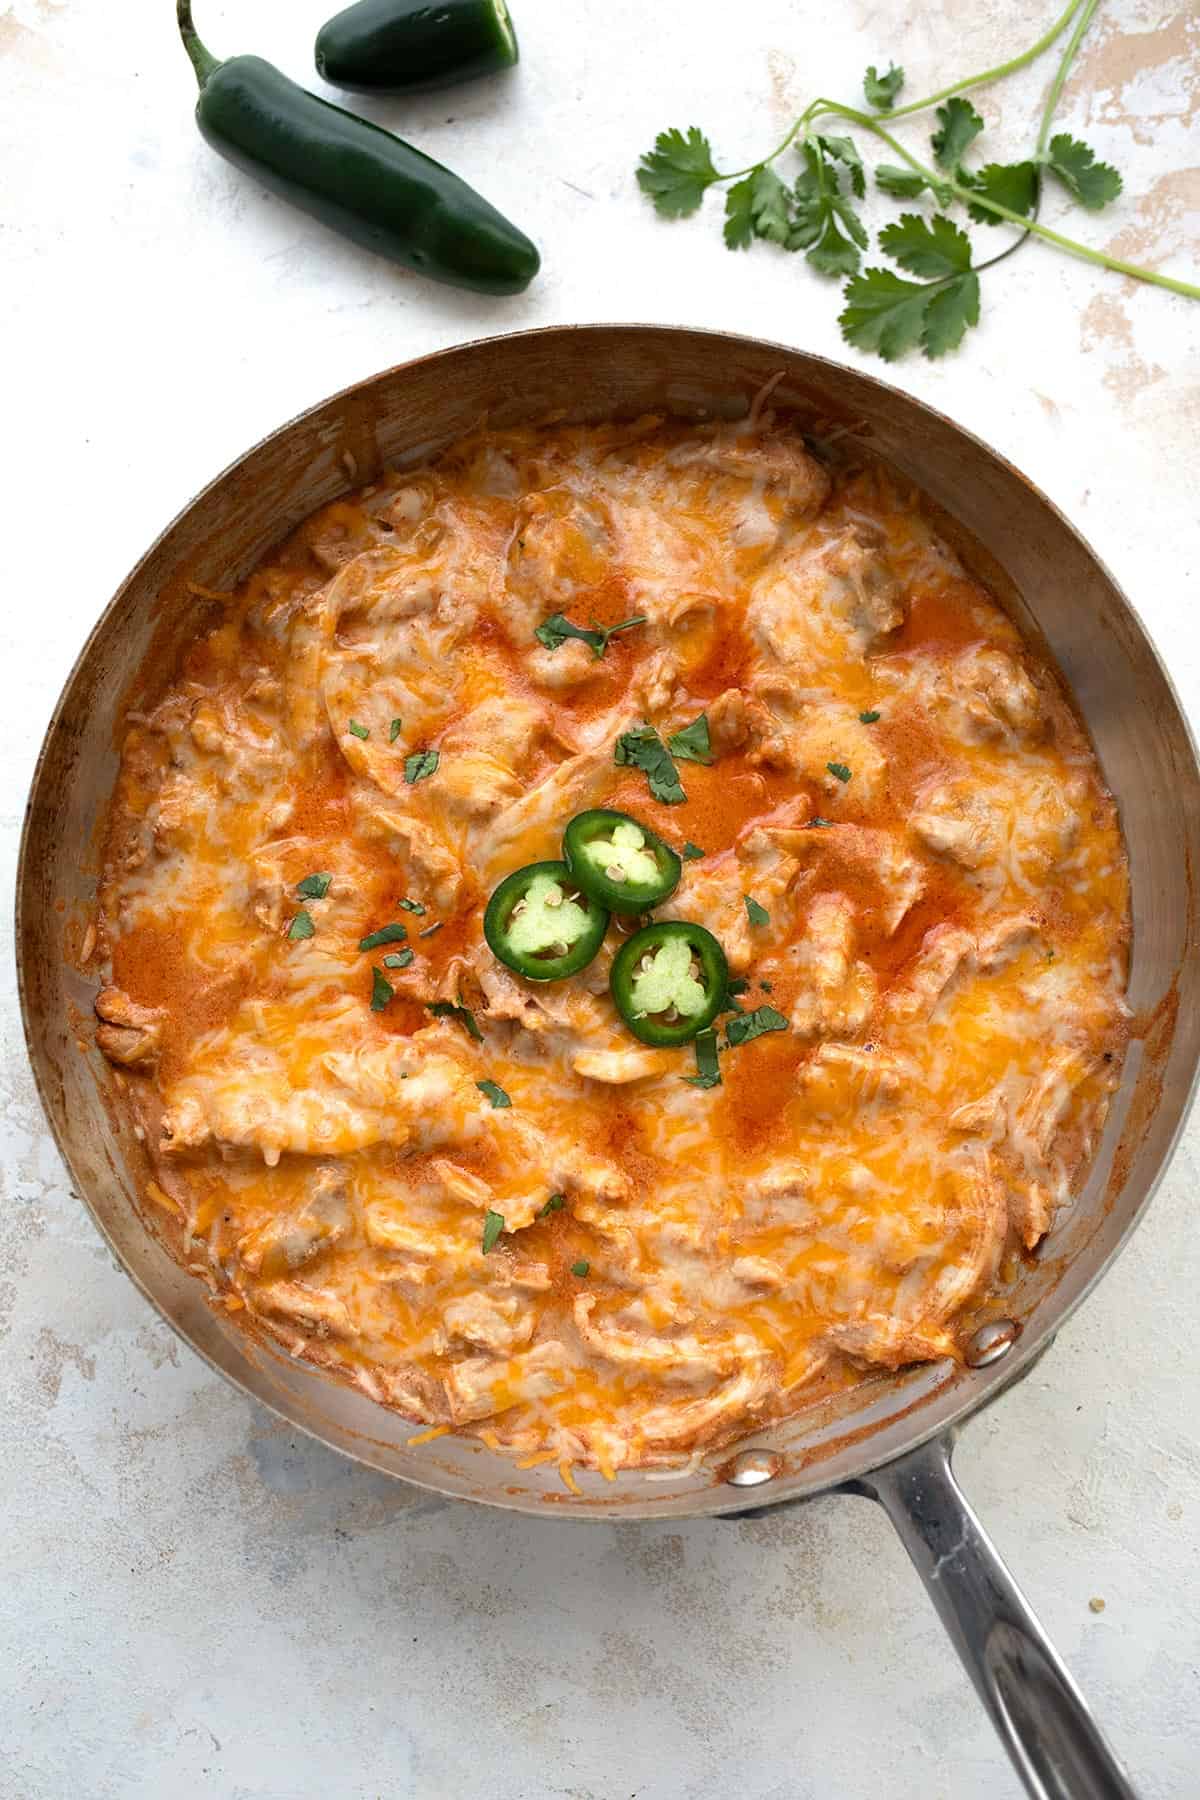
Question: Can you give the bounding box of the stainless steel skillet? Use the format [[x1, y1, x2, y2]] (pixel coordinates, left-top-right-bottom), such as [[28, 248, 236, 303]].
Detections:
[[18, 325, 1200, 1799]]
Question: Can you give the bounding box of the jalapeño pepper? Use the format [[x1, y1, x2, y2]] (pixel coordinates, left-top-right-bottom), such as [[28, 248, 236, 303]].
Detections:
[[176, 1, 539, 297], [484, 862, 609, 982], [562, 809, 681, 915], [316, 0, 519, 97], [610, 921, 729, 1047]]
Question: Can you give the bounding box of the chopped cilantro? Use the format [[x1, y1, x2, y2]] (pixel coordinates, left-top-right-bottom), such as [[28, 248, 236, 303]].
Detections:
[[859, 710, 881, 724], [808, 816, 833, 828], [541, 1193, 566, 1217], [476, 1079, 512, 1109], [370, 968, 394, 1011], [720, 977, 749, 1017], [726, 1005, 789, 1047], [570, 1260, 590, 1278], [399, 898, 426, 915], [827, 761, 852, 783], [389, 717, 403, 742], [481, 1211, 504, 1255], [684, 1027, 722, 1090], [383, 948, 414, 970], [405, 749, 439, 784], [347, 720, 369, 740], [295, 873, 332, 899], [429, 999, 483, 1041], [667, 713, 713, 765], [359, 922, 407, 951], [614, 725, 686, 805], [682, 842, 705, 860], [535, 613, 647, 658], [287, 910, 315, 941], [745, 895, 770, 927]]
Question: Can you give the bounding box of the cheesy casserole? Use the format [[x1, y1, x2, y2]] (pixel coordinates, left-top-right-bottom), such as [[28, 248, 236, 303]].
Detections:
[[96, 413, 1129, 1476]]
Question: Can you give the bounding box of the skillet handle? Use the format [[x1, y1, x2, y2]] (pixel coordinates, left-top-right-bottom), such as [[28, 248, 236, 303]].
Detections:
[[849, 1434, 1137, 1800]]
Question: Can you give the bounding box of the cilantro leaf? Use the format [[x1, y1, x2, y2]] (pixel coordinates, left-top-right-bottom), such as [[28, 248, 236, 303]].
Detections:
[[724, 164, 794, 250], [875, 164, 931, 199], [571, 1259, 590, 1278], [383, 948, 414, 969], [359, 922, 407, 951], [1046, 133, 1122, 210], [963, 160, 1038, 225], [405, 748, 439, 784], [428, 999, 483, 1041], [723, 176, 757, 251], [826, 761, 853, 782], [637, 127, 719, 218], [931, 97, 984, 171], [859, 710, 880, 723], [370, 967, 394, 1011], [667, 712, 713, 765], [476, 1079, 512, 1109], [684, 1026, 722, 1090], [541, 1193, 565, 1217], [821, 135, 866, 200], [791, 139, 868, 276], [613, 726, 686, 805], [535, 613, 646, 657], [295, 873, 331, 899], [841, 239, 978, 361], [808, 816, 833, 828], [389, 717, 403, 742], [398, 898, 426, 915], [879, 212, 972, 279], [840, 270, 929, 360], [347, 719, 369, 740], [922, 273, 982, 355], [481, 1210, 504, 1254], [726, 1005, 789, 1047], [876, 164, 955, 205], [745, 895, 770, 926], [682, 841, 705, 860], [288, 910, 315, 941], [864, 63, 904, 110]]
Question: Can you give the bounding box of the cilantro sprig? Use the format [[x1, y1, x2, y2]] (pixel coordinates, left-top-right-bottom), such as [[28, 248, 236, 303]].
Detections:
[[636, 0, 1197, 361]]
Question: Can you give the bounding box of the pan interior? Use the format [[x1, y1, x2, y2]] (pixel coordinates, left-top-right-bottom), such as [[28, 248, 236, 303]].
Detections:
[[19, 326, 1200, 1518]]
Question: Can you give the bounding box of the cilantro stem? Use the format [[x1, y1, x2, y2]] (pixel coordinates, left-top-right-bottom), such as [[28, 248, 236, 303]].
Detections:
[[1035, 0, 1100, 157], [879, 0, 1089, 123]]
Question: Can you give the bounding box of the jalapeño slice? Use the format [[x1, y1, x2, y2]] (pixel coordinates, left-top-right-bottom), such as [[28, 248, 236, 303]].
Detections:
[[562, 809, 682, 914], [610, 920, 729, 1047], [483, 861, 609, 982]]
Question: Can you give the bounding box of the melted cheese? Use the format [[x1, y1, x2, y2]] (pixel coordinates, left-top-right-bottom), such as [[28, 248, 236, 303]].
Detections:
[[96, 416, 1129, 1472]]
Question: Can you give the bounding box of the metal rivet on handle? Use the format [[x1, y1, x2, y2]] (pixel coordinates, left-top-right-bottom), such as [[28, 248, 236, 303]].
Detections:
[[724, 1448, 782, 1488], [965, 1318, 1020, 1368]]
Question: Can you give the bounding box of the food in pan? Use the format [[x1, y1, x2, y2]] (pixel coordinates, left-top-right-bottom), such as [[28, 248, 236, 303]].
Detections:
[[95, 410, 1129, 1478]]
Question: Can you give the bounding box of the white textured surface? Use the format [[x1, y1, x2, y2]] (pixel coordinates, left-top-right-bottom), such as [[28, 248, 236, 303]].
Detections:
[[3, 2, 1199, 1794]]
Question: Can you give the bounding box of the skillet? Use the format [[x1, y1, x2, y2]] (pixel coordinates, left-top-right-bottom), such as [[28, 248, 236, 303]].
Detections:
[[18, 325, 1200, 1799]]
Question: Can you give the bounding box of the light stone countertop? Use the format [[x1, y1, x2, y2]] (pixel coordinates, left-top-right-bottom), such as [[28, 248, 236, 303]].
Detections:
[[3, 2, 1198, 1795]]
